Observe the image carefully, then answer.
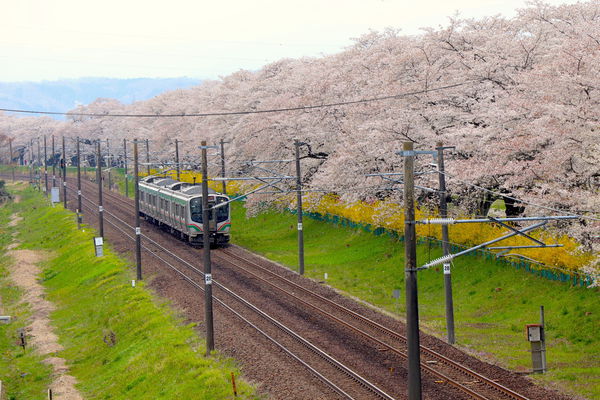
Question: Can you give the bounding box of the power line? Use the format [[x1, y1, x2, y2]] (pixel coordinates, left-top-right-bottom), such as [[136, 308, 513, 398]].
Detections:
[[0, 80, 475, 119], [438, 169, 600, 222]]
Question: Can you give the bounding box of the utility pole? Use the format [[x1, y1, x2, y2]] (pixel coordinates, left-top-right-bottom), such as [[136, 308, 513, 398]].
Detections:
[[123, 139, 129, 197], [107, 139, 112, 191], [220, 139, 226, 194], [134, 139, 142, 280], [29, 139, 33, 185], [43, 136, 48, 194], [9, 138, 14, 182], [77, 137, 82, 229], [201, 140, 215, 355], [36, 138, 41, 191], [294, 140, 305, 275], [403, 141, 422, 400], [175, 139, 181, 181], [96, 141, 104, 238], [62, 136, 67, 208], [52, 135, 56, 188], [437, 142, 455, 344], [145, 138, 150, 176]]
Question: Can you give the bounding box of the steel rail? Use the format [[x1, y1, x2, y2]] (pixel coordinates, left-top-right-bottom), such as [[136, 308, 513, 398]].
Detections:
[[215, 249, 498, 400], [10, 173, 529, 399], [71, 178, 529, 399], [94, 182, 520, 399], [216, 248, 531, 400], [70, 184, 396, 400], [76, 198, 358, 399]]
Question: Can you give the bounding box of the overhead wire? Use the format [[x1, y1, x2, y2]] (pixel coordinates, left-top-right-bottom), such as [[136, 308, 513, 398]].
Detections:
[[0, 80, 475, 118], [436, 169, 600, 222]]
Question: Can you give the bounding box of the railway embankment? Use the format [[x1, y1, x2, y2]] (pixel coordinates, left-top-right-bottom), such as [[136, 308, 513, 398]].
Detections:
[[230, 203, 599, 400], [0, 183, 257, 399]]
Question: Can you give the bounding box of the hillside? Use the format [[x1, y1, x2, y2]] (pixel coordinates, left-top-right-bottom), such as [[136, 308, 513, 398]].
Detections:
[[0, 77, 202, 118]]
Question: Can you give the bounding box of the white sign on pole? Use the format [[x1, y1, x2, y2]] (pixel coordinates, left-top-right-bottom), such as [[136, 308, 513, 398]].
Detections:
[[51, 187, 60, 203], [443, 263, 451, 275], [94, 237, 104, 257]]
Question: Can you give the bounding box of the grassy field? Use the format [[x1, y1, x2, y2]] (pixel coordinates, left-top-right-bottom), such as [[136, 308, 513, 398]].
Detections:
[[0, 187, 53, 400], [0, 183, 258, 400], [231, 202, 599, 399]]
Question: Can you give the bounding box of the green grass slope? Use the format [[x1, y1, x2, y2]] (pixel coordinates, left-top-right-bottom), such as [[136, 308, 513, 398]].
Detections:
[[0, 184, 258, 400], [231, 203, 599, 399]]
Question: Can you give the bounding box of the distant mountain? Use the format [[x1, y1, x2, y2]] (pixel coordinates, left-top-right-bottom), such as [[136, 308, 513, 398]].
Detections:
[[0, 77, 202, 118]]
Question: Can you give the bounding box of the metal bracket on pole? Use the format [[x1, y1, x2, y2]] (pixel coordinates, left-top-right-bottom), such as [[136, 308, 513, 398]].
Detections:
[[396, 150, 438, 159], [420, 221, 550, 269]]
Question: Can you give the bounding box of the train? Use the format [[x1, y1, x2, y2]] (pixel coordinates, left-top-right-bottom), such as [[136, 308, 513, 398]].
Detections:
[[138, 175, 231, 247]]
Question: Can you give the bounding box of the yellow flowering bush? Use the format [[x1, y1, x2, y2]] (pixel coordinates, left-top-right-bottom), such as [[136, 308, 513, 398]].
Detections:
[[305, 194, 593, 272]]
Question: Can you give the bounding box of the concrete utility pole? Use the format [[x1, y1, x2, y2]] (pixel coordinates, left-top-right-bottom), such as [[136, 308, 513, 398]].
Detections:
[[62, 136, 67, 208], [106, 139, 112, 191], [175, 139, 181, 181], [52, 135, 56, 188], [77, 137, 82, 229], [437, 142, 455, 344], [96, 141, 104, 238], [220, 139, 227, 194], [123, 139, 129, 197], [29, 139, 33, 185], [201, 140, 215, 355], [9, 138, 15, 182], [403, 141, 422, 400], [133, 139, 142, 280], [36, 138, 41, 191], [43, 136, 48, 194], [145, 139, 150, 176], [294, 139, 305, 275]]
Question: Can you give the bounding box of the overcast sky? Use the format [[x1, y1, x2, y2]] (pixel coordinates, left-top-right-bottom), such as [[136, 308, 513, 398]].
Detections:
[[1, 0, 579, 82]]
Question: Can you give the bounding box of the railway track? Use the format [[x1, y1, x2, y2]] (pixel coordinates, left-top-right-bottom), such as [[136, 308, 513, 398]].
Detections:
[[70, 178, 397, 400], [214, 247, 530, 400], [5, 173, 548, 399]]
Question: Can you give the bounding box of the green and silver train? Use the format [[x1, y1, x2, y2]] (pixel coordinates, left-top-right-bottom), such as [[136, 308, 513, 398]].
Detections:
[[138, 175, 231, 246]]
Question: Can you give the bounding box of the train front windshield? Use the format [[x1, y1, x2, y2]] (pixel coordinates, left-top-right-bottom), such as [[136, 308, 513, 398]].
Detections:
[[215, 197, 229, 223], [190, 198, 209, 223], [190, 197, 229, 223]]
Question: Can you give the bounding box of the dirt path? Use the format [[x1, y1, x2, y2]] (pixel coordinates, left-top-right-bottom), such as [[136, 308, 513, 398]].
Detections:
[[6, 212, 83, 400]]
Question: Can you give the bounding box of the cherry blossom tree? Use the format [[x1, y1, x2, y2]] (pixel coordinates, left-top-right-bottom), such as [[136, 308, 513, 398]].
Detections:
[[1, 1, 598, 266]]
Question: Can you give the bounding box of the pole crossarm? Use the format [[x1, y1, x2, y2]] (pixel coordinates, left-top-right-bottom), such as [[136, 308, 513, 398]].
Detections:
[[396, 149, 438, 159], [366, 173, 439, 193], [246, 159, 294, 164], [243, 160, 293, 180], [212, 176, 295, 181], [209, 178, 289, 210], [418, 221, 549, 270]]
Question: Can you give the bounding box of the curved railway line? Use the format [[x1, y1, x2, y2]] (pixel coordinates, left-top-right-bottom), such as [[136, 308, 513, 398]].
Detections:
[[4, 173, 571, 400]]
